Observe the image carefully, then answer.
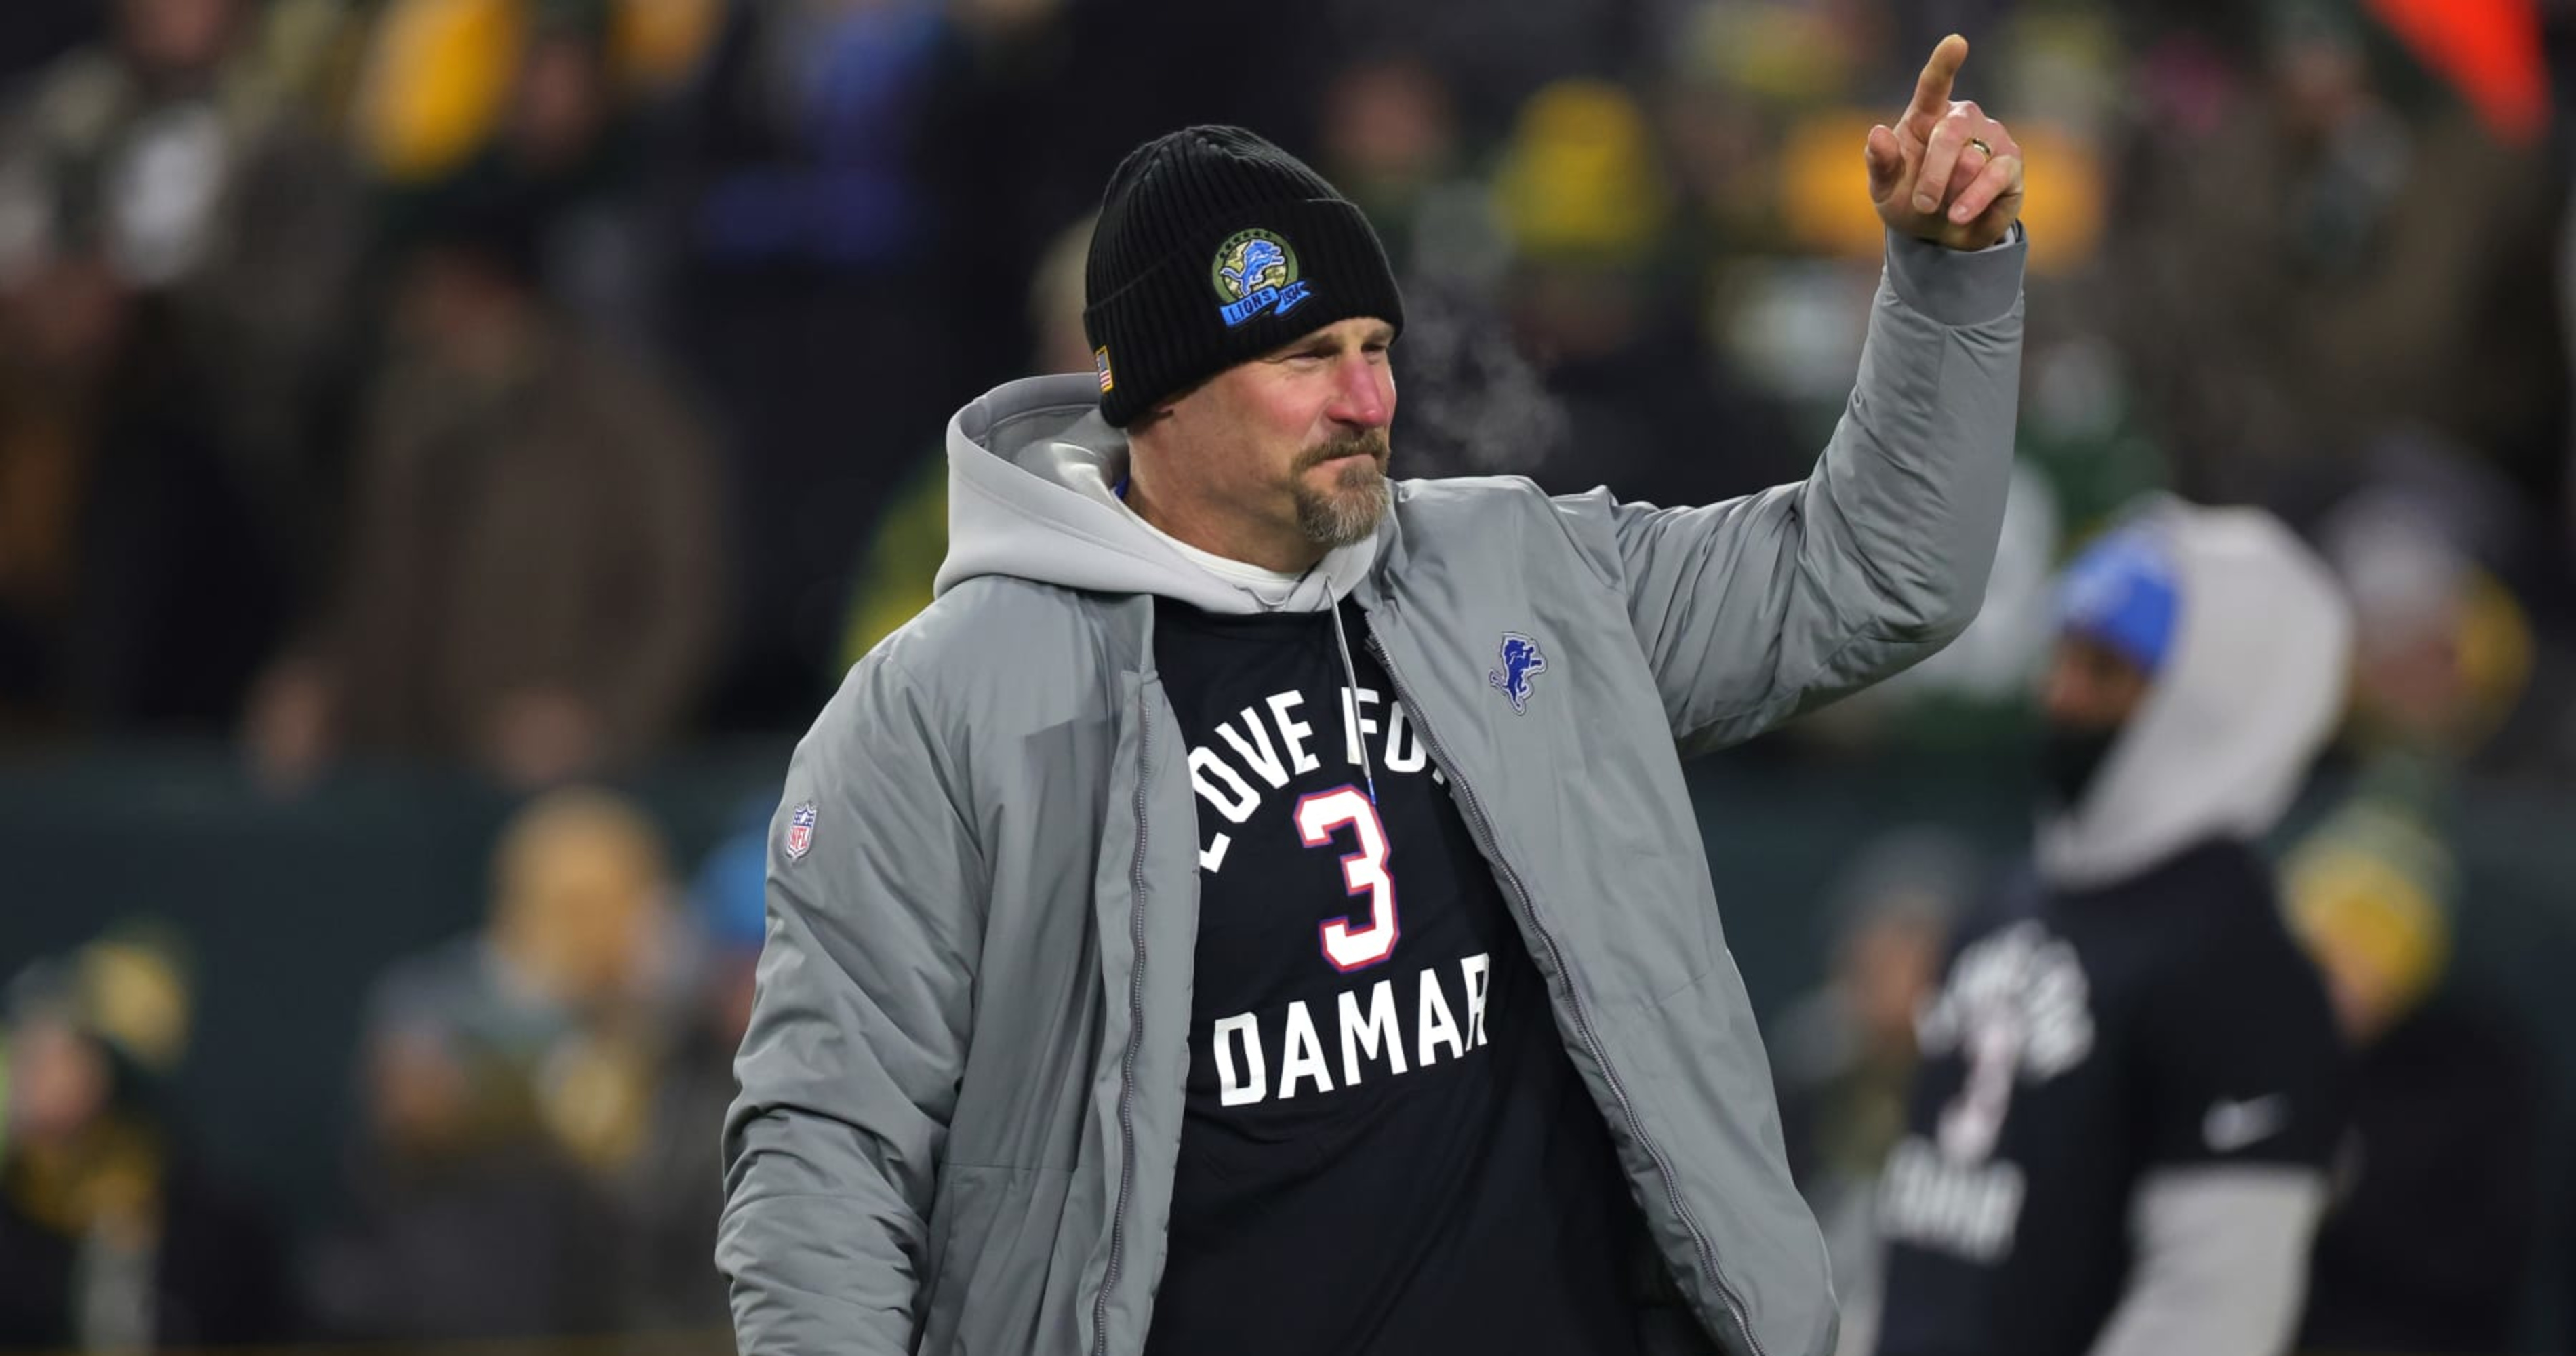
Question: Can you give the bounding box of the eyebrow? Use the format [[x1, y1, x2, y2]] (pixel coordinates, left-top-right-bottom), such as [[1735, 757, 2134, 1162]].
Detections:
[[1273, 327, 1394, 357]]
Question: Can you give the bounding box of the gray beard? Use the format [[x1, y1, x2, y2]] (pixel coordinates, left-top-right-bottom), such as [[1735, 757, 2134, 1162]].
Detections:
[[1293, 461, 1391, 547]]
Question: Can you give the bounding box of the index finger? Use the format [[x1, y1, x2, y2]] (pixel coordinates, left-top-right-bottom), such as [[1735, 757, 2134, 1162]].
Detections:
[[1904, 34, 1969, 134]]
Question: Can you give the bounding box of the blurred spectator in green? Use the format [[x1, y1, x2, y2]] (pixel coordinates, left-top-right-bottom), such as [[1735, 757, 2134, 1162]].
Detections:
[[0, 0, 363, 736], [0, 925, 296, 1347], [2285, 475, 2549, 1354], [2284, 794, 2547, 1354], [1491, 77, 1803, 506], [244, 210, 723, 793], [310, 787, 686, 1342], [1770, 826, 1981, 1356]]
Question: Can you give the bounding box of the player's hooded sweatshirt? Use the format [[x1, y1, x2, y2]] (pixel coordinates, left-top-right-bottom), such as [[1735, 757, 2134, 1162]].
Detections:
[[720, 229, 2028, 1356], [1878, 502, 2355, 1356]]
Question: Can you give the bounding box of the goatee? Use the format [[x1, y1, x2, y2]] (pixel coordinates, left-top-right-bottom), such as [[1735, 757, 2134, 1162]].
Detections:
[[1291, 430, 1392, 548]]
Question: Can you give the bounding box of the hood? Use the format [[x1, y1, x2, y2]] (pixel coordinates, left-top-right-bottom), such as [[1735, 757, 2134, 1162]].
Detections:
[[2037, 501, 2354, 890], [933, 374, 1386, 614]]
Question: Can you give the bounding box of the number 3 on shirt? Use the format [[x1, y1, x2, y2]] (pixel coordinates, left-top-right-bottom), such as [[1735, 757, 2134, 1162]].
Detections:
[[1295, 785, 1398, 972]]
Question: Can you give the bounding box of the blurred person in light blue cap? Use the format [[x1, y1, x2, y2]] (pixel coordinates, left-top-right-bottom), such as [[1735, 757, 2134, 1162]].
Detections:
[[1876, 499, 2356, 1356], [689, 803, 771, 1039]]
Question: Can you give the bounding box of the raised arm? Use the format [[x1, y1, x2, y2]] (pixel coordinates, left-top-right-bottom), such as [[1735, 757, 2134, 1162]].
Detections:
[[1553, 39, 2028, 754]]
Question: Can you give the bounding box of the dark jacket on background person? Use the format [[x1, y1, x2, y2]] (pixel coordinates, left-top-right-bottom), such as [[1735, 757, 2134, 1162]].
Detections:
[[0, 1140, 295, 1348], [304, 1142, 621, 1346], [2297, 995, 2545, 1354], [718, 228, 2026, 1356]]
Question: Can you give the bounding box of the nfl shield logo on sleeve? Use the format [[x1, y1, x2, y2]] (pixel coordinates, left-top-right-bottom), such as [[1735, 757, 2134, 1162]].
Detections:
[[784, 801, 818, 862]]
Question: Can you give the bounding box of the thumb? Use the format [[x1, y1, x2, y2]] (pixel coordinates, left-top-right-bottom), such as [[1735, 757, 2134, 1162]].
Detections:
[[1864, 124, 1904, 202]]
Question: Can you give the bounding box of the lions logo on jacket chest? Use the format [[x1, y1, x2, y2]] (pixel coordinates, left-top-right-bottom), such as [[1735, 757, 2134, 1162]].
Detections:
[[1489, 633, 1548, 713]]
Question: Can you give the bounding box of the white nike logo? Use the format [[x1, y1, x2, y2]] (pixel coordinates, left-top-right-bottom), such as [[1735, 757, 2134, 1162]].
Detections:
[[2202, 1094, 2292, 1153]]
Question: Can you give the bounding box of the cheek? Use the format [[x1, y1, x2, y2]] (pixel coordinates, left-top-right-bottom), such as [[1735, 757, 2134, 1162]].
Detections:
[[2038, 658, 2085, 719], [1276, 387, 1335, 443], [1241, 394, 1321, 474]]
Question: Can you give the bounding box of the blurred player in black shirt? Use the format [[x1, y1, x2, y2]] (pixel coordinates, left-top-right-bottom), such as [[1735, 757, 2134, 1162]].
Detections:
[[1876, 501, 2354, 1356]]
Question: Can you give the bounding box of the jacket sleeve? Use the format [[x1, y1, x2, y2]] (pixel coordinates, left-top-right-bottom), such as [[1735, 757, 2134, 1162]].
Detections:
[[718, 651, 987, 1354], [2083, 1166, 2330, 1356], [1551, 229, 2025, 755]]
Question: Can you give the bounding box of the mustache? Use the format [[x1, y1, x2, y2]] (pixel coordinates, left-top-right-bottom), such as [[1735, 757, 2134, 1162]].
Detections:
[[1292, 429, 1390, 473]]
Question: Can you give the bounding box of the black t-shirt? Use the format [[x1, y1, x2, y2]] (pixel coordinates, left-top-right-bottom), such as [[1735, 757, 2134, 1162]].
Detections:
[[1141, 599, 1643, 1356], [1874, 839, 2349, 1356]]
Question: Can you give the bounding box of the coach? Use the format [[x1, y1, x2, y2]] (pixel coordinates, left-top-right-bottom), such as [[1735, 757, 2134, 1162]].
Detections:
[[721, 35, 2025, 1356]]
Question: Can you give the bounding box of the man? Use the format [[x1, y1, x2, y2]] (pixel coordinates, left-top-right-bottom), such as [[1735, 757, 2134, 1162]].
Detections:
[[1874, 502, 2354, 1356], [723, 36, 2026, 1356], [0, 929, 294, 1349], [2287, 799, 2544, 1356]]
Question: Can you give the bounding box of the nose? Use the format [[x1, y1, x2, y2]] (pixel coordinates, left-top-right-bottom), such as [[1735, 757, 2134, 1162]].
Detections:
[[1324, 351, 1394, 431], [2039, 652, 2084, 724]]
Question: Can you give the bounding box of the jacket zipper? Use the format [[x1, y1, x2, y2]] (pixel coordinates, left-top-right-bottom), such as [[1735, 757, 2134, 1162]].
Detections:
[[1093, 687, 1152, 1356], [1367, 631, 1767, 1356]]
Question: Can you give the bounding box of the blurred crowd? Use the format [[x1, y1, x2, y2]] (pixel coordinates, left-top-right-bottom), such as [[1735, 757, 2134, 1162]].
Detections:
[[5, 759, 2563, 1351], [3, 786, 765, 1349], [3, 0, 2575, 1350], [0, 0, 2571, 789]]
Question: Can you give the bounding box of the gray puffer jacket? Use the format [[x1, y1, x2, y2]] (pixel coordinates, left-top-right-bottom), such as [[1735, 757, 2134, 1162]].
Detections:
[[720, 230, 2026, 1356]]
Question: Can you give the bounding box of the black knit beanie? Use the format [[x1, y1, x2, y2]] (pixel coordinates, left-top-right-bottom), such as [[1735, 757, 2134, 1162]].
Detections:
[[1083, 126, 1405, 427]]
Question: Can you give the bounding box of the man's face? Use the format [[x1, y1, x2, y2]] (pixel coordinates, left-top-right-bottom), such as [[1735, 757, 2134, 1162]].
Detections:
[[2036, 632, 2152, 810], [2040, 633, 2151, 733], [5, 1018, 112, 1146], [1838, 907, 1948, 1057], [493, 816, 668, 1012], [1143, 316, 1398, 555], [120, 0, 236, 76]]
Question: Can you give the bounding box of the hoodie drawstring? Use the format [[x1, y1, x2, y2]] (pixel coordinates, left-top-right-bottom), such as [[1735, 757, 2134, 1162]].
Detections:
[[1340, 603, 1380, 814], [1329, 601, 1382, 808]]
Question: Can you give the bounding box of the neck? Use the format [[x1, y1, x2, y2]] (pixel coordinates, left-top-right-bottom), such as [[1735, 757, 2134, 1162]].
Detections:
[[1123, 465, 1327, 574]]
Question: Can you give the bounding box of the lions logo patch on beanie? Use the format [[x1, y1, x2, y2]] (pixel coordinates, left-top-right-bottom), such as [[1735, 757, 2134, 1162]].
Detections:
[[1213, 228, 1313, 327]]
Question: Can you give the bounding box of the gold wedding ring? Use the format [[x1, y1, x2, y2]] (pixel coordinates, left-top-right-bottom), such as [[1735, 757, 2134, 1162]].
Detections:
[[1966, 136, 1994, 158]]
